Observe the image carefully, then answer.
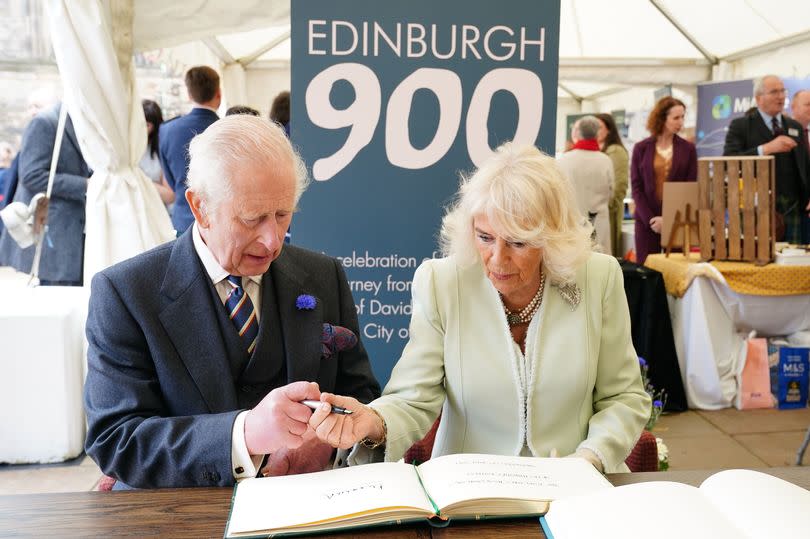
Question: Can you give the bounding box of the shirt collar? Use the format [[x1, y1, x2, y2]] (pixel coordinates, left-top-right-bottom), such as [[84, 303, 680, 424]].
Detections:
[[191, 222, 262, 286], [192, 104, 220, 114], [758, 108, 782, 128]]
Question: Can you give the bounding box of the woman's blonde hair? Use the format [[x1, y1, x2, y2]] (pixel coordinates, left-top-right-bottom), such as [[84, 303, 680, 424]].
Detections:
[[439, 142, 592, 285]]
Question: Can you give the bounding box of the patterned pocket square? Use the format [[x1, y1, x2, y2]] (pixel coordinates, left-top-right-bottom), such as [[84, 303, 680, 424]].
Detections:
[[321, 323, 358, 359]]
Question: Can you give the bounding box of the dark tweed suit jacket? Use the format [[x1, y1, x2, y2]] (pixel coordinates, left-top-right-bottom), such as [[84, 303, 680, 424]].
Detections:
[[84, 230, 380, 488]]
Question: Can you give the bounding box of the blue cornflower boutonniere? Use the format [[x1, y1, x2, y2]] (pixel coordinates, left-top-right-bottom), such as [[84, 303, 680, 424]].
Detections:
[[296, 294, 317, 310]]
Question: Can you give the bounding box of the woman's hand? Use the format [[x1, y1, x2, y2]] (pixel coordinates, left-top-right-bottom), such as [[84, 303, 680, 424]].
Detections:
[[308, 393, 385, 449], [649, 216, 663, 234]]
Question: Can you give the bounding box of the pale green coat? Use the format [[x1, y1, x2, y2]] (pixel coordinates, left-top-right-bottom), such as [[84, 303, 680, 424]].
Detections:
[[352, 252, 650, 473]]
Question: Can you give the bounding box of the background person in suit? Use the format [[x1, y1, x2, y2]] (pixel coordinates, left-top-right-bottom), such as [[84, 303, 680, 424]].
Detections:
[[791, 89, 810, 146], [159, 65, 221, 234], [631, 97, 697, 264], [309, 143, 650, 474], [724, 75, 810, 244], [0, 103, 90, 285], [84, 115, 380, 489]]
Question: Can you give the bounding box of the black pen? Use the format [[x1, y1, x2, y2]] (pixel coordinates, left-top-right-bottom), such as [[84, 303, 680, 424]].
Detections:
[[300, 400, 353, 415]]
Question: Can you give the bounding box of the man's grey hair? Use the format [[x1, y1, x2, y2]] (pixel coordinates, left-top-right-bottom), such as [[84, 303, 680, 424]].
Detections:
[[753, 74, 781, 96], [577, 115, 600, 140], [186, 115, 309, 214]]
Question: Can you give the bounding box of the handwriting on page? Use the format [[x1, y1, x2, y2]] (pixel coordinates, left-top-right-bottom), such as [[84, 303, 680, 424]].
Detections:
[[324, 482, 384, 500], [453, 471, 558, 488], [448, 457, 560, 487]]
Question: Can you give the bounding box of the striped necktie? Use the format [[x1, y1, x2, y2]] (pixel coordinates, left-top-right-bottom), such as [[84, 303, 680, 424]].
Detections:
[[771, 116, 783, 137], [225, 275, 258, 355]]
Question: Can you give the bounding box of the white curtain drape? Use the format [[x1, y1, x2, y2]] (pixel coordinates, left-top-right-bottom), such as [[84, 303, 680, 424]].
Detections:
[[47, 0, 174, 284]]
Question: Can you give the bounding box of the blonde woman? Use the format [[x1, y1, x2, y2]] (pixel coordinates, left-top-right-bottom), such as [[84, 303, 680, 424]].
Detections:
[[310, 143, 650, 473]]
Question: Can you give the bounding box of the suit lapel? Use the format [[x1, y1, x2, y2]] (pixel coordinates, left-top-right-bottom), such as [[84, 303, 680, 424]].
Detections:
[[271, 249, 322, 383], [48, 104, 86, 173], [62, 116, 83, 164], [643, 140, 656, 194], [158, 231, 237, 412], [752, 113, 773, 144]]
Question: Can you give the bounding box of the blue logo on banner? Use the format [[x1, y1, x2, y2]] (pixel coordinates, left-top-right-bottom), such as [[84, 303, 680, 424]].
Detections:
[[696, 79, 753, 158], [292, 0, 561, 383], [711, 95, 731, 119]]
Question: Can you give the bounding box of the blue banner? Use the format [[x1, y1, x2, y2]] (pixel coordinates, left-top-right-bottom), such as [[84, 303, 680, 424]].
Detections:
[[696, 79, 753, 157], [291, 0, 561, 383]]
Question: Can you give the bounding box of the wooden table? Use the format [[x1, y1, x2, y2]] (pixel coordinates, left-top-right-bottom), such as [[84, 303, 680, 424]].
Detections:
[[1, 468, 808, 538]]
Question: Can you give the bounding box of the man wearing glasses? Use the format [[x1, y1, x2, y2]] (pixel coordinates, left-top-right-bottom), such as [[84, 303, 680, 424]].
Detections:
[[724, 75, 810, 244]]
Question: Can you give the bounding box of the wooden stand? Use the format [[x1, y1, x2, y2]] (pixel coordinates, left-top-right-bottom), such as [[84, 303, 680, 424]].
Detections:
[[665, 203, 699, 258], [697, 156, 776, 265]]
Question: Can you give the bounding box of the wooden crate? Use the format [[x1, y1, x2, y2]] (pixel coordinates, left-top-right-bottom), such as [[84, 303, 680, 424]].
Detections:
[[697, 156, 775, 265]]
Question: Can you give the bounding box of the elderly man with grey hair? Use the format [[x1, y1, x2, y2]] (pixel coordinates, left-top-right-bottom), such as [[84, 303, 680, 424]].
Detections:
[[557, 115, 615, 252], [83, 115, 380, 489], [724, 75, 810, 244]]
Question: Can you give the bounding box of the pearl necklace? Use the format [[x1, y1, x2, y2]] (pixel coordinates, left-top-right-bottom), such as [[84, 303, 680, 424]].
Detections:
[[502, 273, 546, 326]]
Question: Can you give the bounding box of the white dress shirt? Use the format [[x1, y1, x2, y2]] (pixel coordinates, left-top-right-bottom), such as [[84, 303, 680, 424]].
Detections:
[[191, 223, 265, 480], [756, 110, 783, 156]]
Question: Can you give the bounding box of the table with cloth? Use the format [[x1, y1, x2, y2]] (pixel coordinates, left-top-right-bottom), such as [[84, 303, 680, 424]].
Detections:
[[0, 268, 89, 463], [644, 254, 810, 409]]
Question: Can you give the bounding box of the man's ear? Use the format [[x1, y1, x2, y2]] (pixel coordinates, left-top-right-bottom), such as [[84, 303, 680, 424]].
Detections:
[[187, 189, 209, 228]]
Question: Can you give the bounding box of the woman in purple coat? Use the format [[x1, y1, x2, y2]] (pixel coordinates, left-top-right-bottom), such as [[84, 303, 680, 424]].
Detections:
[[631, 97, 697, 264]]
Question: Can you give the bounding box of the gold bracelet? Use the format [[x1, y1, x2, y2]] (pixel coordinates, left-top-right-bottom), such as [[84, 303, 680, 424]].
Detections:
[[360, 406, 387, 449]]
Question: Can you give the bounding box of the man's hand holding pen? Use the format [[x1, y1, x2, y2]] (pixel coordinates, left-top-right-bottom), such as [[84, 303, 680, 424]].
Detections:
[[308, 394, 385, 450], [243, 381, 323, 455]]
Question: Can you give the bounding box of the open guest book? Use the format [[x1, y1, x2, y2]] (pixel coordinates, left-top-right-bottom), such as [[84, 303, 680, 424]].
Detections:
[[224, 453, 611, 538], [540, 469, 810, 539]]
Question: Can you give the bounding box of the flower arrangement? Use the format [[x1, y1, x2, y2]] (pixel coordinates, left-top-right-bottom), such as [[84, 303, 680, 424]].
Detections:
[[638, 357, 667, 430], [639, 356, 669, 471], [296, 294, 317, 310], [655, 437, 670, 471]]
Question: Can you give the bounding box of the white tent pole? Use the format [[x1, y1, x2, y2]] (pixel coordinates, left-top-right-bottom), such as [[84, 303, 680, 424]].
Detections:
[[30, 101, 69, 283]]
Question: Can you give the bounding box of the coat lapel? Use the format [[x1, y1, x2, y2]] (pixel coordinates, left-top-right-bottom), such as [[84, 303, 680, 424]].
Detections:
[[62, 115, 84, 165], [158, 231, 237, 412], [752, 113, 773, 144], [270, 249, 322, 384]]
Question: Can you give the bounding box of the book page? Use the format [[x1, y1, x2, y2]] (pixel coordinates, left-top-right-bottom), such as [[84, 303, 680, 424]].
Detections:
[[226, 462, 433, 536], [416, 454, 612, 513], [699, 469, 810, 538], [543, 481, 747, 539]]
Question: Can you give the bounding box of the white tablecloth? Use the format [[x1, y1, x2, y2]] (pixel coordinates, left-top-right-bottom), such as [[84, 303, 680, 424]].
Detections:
[[668, 276, 810, 409], [0, 275, 89, 463]]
